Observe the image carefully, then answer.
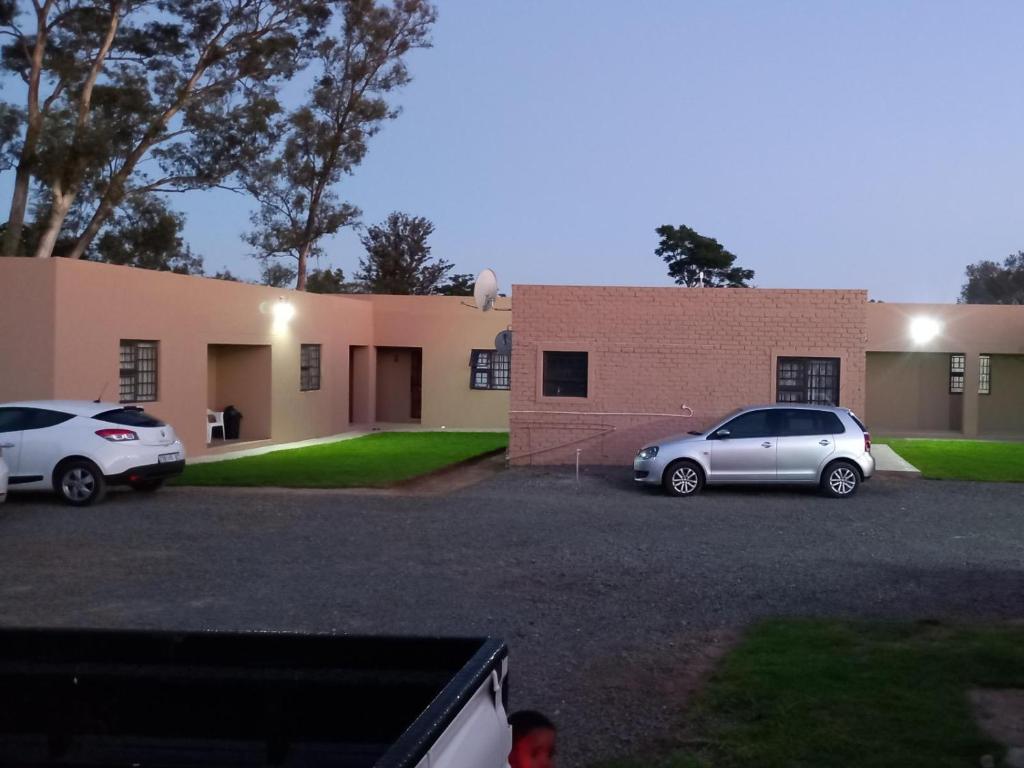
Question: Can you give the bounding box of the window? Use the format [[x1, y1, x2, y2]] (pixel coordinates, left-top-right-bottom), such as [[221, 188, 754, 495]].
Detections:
[[120, 341, 158, 403], [300, 344, 321, 391], [95, 408, 165, 427], [542, 351, 588, 397], [776, 357, 840, 406], [470, 350, 510, 390], [716, 409, 776, 439], [979, 354, 991, 395], [949, 353, 965, 394], [776, 408, 846, 437], [0, 407, 74, 433]]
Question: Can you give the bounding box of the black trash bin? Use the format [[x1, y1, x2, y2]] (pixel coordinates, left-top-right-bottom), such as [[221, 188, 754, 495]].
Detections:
[[223, 405, 243, 440]]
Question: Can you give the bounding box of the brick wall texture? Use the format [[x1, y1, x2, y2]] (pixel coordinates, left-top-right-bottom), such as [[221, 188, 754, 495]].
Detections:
[[509, 285, 868, 465]]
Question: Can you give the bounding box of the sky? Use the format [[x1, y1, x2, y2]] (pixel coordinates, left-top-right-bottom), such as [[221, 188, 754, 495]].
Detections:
[[6, 1, 1024, 302]]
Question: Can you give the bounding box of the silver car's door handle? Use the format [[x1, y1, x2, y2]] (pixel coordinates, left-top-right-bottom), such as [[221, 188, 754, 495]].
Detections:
[[761, 441, 772, 448], [819, 439, 831, 446]]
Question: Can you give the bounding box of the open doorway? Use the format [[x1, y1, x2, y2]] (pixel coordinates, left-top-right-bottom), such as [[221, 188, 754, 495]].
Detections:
[[207, 344, 272, 444], [375, 346, 422, 423]]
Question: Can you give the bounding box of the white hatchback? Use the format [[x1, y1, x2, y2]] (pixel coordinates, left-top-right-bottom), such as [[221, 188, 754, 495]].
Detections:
[[0, 401, 185, 506]]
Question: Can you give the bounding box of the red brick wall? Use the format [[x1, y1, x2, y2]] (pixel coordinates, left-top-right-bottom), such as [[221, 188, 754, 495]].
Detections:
[[509, 286, 868, 465]]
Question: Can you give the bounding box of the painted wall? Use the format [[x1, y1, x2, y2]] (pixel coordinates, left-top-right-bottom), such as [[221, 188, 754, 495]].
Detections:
[[354, 295, 511, 429], [509, 285, 868, 465], [978, 355, 1024, 435], [375, 347, 415, 423], [0, 258, 57, 402], [865, 352, 961, 432], [866, 303, 1024, 436], [4, 258, 375, 456]]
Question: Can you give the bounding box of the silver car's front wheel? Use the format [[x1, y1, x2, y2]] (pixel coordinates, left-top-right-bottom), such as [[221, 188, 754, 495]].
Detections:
[[822, 462, 860, 498], [54, 460, 107, 506], [663, 461, 704, 497]]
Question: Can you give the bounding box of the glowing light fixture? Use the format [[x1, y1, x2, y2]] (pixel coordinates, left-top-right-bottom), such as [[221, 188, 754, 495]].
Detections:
[[909, 316, 941, 345], [273, 297, 295, 323]]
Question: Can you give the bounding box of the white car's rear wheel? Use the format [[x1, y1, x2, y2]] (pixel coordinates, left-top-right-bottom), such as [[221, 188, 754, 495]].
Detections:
[[54, 460, 107, 506]]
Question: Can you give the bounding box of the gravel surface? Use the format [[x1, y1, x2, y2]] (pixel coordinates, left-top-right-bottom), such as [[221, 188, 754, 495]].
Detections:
[[1, 469, 1023, 765]]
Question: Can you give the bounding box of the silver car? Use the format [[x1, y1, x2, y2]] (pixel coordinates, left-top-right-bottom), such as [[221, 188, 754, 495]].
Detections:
[[634, 404, 874, 498]]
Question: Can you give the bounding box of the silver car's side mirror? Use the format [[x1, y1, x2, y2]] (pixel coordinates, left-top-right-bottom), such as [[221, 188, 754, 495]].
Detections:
[[714, 429, 731, 439]]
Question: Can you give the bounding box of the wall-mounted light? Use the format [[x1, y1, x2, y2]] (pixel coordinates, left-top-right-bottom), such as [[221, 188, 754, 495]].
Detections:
[[273, 297, 295, 323], [909, 316, 941, 345]]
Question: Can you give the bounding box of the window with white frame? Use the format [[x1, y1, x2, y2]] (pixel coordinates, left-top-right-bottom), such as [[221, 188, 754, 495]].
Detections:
[[470, 349, 510, 390], [119, 340, 158, 403], [949, 353, 965, 394], [979, 354, 991, 395]]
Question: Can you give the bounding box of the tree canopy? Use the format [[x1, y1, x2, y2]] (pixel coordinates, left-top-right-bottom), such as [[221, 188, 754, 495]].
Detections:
[[353, 212, 452, 294], [655, 224, 755, 288], [960, 253, 1024, 305]]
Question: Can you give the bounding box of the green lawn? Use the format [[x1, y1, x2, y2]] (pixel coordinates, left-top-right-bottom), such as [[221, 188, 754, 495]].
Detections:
[[876, 438, 1024, 482], [174, 432, 508, 488], [597, 619, 1024, 768]]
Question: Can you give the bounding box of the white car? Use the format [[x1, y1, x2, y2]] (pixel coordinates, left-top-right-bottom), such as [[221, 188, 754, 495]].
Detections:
[[0, 401, 185, 506], [0, 445, 9, 504]]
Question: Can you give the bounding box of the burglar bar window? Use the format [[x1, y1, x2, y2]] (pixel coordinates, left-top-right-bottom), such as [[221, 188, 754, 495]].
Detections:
[[979, 354, 991, 395], [119, 340, 158, 403], [949, 353, 965, 394], [300, 344, 321, 391], [543, 351, 588, 397], [776, 357, 840, 406], [469, 349, 510, 390]]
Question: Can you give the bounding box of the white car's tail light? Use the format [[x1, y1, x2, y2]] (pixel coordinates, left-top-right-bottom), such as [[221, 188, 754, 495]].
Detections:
[[96, 428, 138, 442]]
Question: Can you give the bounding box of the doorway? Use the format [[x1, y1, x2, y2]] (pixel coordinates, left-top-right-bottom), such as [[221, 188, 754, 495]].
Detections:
[[375, 346, 422, 423]]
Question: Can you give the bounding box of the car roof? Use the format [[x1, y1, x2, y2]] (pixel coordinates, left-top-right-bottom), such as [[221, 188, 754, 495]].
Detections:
[[0, 400, 126, 417], [742, 404, 850, 413]]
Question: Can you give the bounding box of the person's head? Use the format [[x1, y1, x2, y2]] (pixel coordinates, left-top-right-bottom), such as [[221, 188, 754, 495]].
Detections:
[[508, 710, 556, 768]]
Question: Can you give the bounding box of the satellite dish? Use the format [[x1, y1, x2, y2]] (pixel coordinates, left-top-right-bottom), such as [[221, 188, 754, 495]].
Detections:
[[474, 269, 499, 312], [495, 329, 512, 355]]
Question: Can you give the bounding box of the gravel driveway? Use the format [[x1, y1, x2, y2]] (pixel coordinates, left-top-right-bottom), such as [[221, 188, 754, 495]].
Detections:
[[1, 468, 1023, 765]]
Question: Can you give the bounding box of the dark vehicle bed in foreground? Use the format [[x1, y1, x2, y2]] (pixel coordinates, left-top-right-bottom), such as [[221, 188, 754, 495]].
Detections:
[[0, 628, 511, 768]]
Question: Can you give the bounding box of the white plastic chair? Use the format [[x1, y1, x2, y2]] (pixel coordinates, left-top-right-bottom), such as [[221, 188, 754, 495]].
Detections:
[[206, 409, 225, 443]]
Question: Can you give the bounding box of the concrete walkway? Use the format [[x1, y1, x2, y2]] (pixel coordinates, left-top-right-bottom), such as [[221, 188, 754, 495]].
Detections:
[[873, 444, 922, 477]]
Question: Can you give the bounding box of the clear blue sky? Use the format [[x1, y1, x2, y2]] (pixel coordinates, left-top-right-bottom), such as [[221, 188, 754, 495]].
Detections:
[[8, 1, 1024, 301]]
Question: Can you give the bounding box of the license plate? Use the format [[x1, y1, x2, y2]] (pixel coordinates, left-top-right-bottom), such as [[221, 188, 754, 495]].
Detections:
[[158, 452, 180, 463]]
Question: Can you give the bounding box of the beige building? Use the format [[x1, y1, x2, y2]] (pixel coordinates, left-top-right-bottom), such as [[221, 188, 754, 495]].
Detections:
[[0, 259, 511, 457], [1, 259, 1022, 466]]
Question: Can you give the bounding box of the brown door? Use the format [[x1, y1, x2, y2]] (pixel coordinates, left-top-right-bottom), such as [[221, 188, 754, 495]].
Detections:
[[410, 348, 422, 420]]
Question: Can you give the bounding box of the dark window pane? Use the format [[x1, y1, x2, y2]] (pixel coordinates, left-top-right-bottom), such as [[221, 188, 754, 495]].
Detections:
[[23, 409, 75, 430], [776, 357, 839, 406], [301, 344, 321, 391], [777, 409, 820, 437], [0, 408, 32, 432], [94, 409, 165, 427], [543, 351, 588, 397], [120, 340, 158, 403], [721, 410, 775, 439], [979, 354, 991, 395], [492, 353, 510, 390]]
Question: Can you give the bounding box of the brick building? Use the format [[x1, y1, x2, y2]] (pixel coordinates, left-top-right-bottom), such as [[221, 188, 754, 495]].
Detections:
[[508, 286, 868, 465]]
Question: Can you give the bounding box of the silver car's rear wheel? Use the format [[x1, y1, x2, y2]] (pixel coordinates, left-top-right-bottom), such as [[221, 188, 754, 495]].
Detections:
[[54, 460, 107, 506], [663, 460, 704, 497], [822, 461, 860, 498]]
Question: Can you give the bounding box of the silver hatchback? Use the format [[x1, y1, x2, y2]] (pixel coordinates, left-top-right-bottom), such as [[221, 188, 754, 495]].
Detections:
[[634, 404, 874, 498]]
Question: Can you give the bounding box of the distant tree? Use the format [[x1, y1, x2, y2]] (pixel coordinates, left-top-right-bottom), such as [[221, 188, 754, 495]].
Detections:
[[242, 0, 436, 290], [93, 194, 203, 274], [437, 272, 474, 296], [960, 253, 1024, 304], [261, 261, 296, 287], [655, 224, 755, 287], [306, 266, 358, 293], [354, 212, 453, 294], [209, 268, 243, 282]]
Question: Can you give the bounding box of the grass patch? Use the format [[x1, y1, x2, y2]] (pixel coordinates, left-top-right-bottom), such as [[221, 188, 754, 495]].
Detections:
[[174, 432, 508, 488], [875, 438, 1024, 482], [597, 619, 1024, 768]]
